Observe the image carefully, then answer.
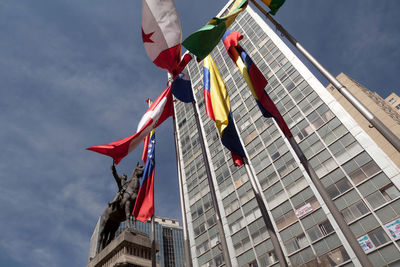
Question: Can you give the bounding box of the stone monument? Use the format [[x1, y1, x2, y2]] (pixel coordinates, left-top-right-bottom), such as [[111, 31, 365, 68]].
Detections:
[[87, 163, 159, 267], [87, 228, 159, 267]]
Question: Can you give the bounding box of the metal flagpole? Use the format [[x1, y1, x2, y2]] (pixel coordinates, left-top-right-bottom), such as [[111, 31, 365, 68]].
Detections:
[[250, 0, 400, 153], [242, 158, 288, 267], [172, 106, 193, 267], [286, 136, 373, 267], [151, 216, 156, 267], [225, 96, 288, 266], [143, 98, 157, 267], [191, 101, 233, 267]]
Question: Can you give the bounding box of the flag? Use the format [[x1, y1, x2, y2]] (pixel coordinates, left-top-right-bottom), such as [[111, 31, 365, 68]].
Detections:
[[133, 131, 156, 222], [86, 87, 173, 164], [171, 67, 194, 103], [182, 0, 248, 60], [222, 30, 292, 137], [203, 55, 245, 166], [142, 0, 182, 75], [261, 0, 285, 15]]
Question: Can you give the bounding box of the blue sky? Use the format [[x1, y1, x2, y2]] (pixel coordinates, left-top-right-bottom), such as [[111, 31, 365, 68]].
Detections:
[[0, 1, 399, 266]]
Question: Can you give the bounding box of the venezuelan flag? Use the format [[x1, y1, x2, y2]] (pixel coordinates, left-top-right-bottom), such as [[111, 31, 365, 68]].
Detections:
[[133, 131, 156, 222], [203, 55, 245, 166], [222, 30, 292, 137], [182, 0, 248, 60], [261, 0, 286, 15]]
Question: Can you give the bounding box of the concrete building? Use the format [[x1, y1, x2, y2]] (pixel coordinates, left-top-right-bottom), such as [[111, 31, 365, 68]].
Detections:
[[174, 1, 400, 266], [326, 73, 400, 169], [87, 229, 159, 267], [116, 217, 185, 267]]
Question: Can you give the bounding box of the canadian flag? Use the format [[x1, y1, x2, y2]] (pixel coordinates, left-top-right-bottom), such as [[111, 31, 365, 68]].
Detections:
[[142, 0, 182, 75], [86, 87, 173, 164]]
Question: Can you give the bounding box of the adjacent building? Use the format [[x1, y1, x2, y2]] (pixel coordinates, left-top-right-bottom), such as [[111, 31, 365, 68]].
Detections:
[[174, 1, 400, 267], [135, 217, 186, 267], [115, 217, 185, 267], [326, 74, 400, 168], [89, 216, 185, 267]]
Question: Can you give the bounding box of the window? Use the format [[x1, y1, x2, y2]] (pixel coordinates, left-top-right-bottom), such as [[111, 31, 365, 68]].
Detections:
[[326, 177, 352, 198], [396, 104, 400, 110], [307, 221, 334, 242], [341, 200, 369, 223], [367, 227, 390, 247], [388, 97, 396, 104], [319, 246, 350, 266], [284, 233, 309, 254], [366, 184, 400, 209], [343, 154, 381, 185], [258, 251, 278, 266]]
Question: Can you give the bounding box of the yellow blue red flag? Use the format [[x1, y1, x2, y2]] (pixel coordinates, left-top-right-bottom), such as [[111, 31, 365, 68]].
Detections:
[[222, 30, 292, 137], [203, 55, 245, 166]]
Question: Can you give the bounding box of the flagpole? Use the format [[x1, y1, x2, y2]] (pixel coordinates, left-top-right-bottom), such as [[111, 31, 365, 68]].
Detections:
[[191, 101, 233, 267], [172, 102, 193, 267], [242, 158, 289, 267], [151, 215, 156, 267], [249, 0, 400, 153], [143, 98, 157, 267]]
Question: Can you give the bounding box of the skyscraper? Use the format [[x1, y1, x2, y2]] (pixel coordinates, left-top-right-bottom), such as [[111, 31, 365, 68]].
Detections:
[[174, 1, 400, 267]]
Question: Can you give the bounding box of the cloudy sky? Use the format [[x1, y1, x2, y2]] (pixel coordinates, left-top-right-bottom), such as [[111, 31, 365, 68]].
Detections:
[[0, 0, 399, 266]]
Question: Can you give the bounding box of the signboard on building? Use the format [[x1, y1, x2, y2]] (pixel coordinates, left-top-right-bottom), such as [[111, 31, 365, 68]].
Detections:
[[357, 234, 375, 252], [295, 203, 313, 218], [385, 219, 400, 239]]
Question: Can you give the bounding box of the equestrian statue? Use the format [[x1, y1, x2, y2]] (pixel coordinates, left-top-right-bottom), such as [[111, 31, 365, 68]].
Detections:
[[98, 162, 144, 251]]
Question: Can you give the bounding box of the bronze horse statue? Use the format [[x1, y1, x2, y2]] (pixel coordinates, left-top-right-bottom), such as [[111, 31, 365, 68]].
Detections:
[[98, 162, 144, 251]]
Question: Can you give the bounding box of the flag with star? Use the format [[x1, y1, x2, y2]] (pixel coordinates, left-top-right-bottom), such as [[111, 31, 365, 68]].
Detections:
[[142, 0, 182, 76], [133, 131, 156, 222]]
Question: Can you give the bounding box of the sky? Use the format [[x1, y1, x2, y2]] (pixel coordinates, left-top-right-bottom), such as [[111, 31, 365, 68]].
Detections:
[[0, 0, 399, 266]]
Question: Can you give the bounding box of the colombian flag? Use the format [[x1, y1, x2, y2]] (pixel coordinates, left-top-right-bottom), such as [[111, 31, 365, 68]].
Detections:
[[182, 0, 248, 60], [222, 30, 292, 137], [133, 131, 156, 222], [203, 55, 245, 166]]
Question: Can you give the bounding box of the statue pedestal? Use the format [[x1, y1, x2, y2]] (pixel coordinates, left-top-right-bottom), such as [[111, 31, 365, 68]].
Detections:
[[87, 229, 159, 267]]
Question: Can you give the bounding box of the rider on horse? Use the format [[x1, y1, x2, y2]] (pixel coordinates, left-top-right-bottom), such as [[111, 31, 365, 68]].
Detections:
[[108, 163, 128, 209]]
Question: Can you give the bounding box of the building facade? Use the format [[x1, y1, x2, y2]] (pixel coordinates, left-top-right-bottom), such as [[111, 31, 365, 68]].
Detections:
[[117, 217, 185, 267], [174, 2, 400, 267], [326, 74, 400, 168]]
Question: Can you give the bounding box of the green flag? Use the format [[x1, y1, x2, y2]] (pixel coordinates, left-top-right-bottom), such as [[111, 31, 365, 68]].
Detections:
[[182, 0, 248, 60], [261, 0, 285, 15]]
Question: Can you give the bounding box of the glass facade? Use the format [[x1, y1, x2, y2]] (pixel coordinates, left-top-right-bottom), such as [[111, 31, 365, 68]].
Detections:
[[118, 218, 185, 267], [175, 2, 400, 267]]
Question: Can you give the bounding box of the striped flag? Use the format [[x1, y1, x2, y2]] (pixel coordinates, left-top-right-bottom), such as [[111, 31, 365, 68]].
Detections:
[[182, 0, 248, 60], [222, 30, 292, 137], [133, 131, 156, 222], [86, 87, 173, 164], [142, 0, 182, 75], [203, 55, 245, 166]]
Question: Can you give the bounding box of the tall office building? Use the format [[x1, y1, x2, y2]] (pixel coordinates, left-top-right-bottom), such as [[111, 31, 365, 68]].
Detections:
[[117, 216, 185, 267], [326, 73, 400, 168], [174, 1, 400, 266]]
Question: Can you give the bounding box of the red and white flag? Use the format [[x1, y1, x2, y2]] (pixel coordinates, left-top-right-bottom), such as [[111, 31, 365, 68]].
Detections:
[[86, 87, 173, 164], [142, 0, 182, 75]]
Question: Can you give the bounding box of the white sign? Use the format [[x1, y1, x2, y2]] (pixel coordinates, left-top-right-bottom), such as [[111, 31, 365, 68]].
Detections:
[[357, 234, 375, 252], [295, 203, 313, 218], [385, 219, 400, 239]]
